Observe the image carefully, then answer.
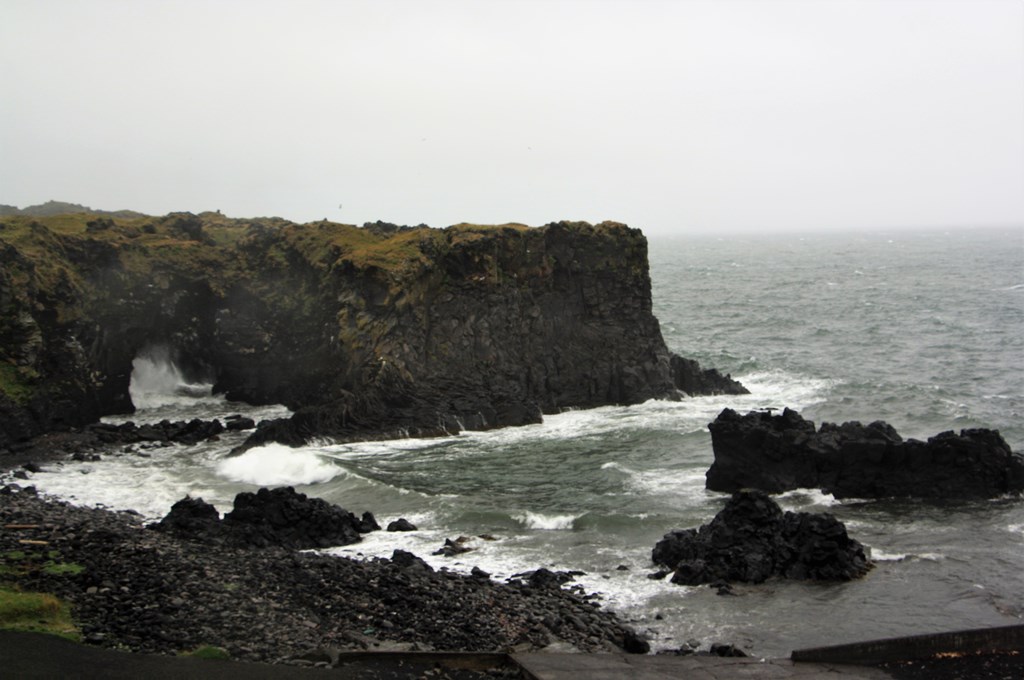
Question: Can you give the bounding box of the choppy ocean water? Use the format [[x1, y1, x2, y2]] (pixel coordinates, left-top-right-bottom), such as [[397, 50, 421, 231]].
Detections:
[[25, 226, 1024, 657]]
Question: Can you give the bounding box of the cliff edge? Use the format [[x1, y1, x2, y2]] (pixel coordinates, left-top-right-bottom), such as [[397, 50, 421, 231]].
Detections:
[[0, 211, 745, 448]]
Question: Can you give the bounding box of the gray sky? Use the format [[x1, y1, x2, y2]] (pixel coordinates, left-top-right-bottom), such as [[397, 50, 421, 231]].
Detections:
[[2, 0, 1022, 235]]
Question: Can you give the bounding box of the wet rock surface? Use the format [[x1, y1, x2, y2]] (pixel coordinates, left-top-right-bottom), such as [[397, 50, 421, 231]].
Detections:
[[1, 485, 648, 664], [706, 408, 1024, 499], [652, 490, 873, 585], [154, 487, 374, 550]]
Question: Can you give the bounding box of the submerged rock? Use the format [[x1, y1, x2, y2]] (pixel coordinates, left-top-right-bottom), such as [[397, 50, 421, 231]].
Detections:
[[652, 490, 873, 585], [706, 408, 1024, 500]]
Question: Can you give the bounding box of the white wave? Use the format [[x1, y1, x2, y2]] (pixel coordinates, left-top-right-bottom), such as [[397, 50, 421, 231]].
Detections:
[[736, 369, 839, 409], [1006, 524, 1024, 536], [513, 511, 579, 530], [776, 488, 841, 509], [215, 444, 340, 486], [624, 467, 707, 498], [320, 436, 458, 460], [129, 353, 213, 410], [25, 453, 226, 521], [262, 367, 839, 472], [870, 549, 909, 562]]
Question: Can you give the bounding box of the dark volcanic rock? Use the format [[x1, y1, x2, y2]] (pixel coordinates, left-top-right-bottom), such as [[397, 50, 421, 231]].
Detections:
[[2, 213, 745, 450], [153, 496, 221, 535], [669, 355, 748, 396], [223, 486, 370, 549], [154, 487, 376, 550], [652, 490, 872, 585], [88, 419, 225, 447], [386, 518, 417, 532], [706, 408, 1024, 500], [224, 415, 256, 431], [2, 486, 649, 661]]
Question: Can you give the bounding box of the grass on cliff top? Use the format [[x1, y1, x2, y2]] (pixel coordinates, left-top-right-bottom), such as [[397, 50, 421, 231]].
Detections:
[[282, 221, 532, 273], [0, 586, 79, 640], [0, 214, 631, 300]]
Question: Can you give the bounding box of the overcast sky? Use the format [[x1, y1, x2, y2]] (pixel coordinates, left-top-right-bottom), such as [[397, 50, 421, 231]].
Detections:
[[2, 0, 1022, 235]]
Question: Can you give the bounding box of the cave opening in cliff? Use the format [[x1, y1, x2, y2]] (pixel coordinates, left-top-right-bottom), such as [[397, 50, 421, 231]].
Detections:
[[129, 344, 214, 410]]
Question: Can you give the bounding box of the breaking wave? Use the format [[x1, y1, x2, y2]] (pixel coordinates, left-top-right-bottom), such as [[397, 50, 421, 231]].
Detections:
[[215, 444, 341, 486]]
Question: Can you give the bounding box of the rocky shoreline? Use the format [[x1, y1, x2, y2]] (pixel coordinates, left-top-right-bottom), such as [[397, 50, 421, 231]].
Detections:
[[0, 484, 650, 666]]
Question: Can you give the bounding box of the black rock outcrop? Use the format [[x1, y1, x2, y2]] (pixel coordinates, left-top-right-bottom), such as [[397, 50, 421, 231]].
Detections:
[[706, 408, 1024, 500], [0, 212, 746, 449], [652, 490, 873, 585], [153, 486, 376, 549]]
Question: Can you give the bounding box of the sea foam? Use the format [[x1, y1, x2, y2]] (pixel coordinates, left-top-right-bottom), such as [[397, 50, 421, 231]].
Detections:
[[215, 444, 340, 486]]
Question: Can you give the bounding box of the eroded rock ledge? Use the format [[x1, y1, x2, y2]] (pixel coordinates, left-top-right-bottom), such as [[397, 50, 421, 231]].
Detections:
[[0, 211, 745, 449], [706, 408, 1024, 500]]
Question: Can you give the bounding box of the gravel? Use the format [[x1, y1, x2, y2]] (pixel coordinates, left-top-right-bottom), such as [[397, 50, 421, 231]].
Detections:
[[0, 484, 647, 666]]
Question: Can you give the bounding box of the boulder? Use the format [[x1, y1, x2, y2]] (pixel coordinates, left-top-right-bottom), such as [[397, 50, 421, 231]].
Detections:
[[386, 518, 417, 532], [224, 487, 367, 549], [706, 408, 1024, 500], [652, 490, 872, 585], [153, 496, 221, 536], [389, 549, 433, 572], [154, 487, 378, 549]]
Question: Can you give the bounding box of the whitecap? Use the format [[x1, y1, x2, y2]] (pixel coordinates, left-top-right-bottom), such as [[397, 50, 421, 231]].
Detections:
[[215, 443, 340, 486], [776, 488, 841, 509], [513, 511, 579, 530], [870, 549, 909, 562]]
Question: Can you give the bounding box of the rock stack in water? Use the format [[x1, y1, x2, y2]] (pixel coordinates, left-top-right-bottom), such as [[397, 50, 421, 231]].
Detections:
[[652, 490, 873, 585], [706, 407, 1024, 499]]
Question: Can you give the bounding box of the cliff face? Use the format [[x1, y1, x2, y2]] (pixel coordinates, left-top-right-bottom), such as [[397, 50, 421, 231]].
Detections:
[[0, 212, 745, 447]]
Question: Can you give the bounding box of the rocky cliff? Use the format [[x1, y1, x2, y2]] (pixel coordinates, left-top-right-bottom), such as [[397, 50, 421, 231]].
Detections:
[[0, 210, 746, 448]]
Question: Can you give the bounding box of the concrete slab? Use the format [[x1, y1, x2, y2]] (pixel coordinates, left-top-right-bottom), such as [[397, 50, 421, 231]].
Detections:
[[511, 653, 894, 680]]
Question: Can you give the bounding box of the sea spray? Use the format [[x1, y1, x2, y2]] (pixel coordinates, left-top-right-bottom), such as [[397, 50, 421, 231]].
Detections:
[[129, 345, 212, 409], [215, 443, 341, 486]]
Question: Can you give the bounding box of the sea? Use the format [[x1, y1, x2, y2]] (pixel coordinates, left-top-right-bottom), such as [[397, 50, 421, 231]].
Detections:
[[22, 226, 1024, 658]]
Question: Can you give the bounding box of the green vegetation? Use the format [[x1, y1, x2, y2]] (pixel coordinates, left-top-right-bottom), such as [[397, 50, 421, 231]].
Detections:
[[181, 644, 231, 660], [0, 363, 34, 403], [0, 549, 84, 639], [0, 586, 79, 640], [1, 548, 85, 578], [0, 210, 560, 303], [41, 562, 85, 576]]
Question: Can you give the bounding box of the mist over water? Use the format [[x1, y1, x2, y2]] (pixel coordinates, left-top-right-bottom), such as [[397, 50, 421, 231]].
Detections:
[[24, 227, 1024, 657]]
